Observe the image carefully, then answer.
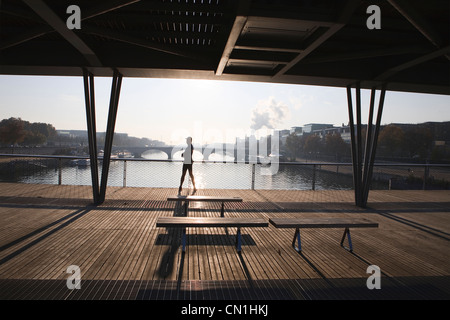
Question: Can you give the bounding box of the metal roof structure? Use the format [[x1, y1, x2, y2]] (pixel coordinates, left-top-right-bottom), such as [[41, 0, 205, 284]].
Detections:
[[1, 0, 449, 206], [1, 0, 449, 95]]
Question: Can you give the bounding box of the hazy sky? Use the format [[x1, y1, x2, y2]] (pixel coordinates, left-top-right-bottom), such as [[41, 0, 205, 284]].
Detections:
[[1, 74, 449, 144]]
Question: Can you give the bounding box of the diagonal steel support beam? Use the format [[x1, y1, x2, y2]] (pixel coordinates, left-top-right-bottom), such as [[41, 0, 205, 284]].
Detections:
[[387, 0, 444, 49], [82, 25, 206, 62], [346, 85, 359, 206], [355, 83, 363, 206], [375, 46, 450, 81], [6, 1, 139, 51], [82, 70, 123, 204], [273, 0, 359, 79], [346, 83, 387, 207], [362, 84, 386, 207], [83, 69, 100, 204], [23, 0, 102, 66], [215, 0, 251, 76], [362, 88, 376, 197], [99, 70, 123, 204]]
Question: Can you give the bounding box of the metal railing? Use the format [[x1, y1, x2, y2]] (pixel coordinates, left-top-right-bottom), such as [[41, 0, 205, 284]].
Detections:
[[1, 153, 449, 191]]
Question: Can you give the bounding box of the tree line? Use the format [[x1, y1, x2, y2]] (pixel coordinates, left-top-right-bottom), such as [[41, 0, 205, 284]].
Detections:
[[0, 117, 166, 149], [285, 132, 349, 161], [0, 117, 56, 146], [284, 122, 450, 162]]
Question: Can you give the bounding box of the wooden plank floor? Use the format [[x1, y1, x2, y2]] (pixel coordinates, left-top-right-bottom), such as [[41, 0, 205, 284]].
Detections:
[[0, 182, 449, 300]]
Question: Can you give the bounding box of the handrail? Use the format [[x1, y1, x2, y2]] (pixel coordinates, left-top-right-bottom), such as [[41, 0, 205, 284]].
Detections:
[[1, 153, 450, 167]]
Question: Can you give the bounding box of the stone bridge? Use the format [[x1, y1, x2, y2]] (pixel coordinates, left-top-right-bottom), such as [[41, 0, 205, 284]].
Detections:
[[113, 145, 249, 161], [114, 146, 175, 159]]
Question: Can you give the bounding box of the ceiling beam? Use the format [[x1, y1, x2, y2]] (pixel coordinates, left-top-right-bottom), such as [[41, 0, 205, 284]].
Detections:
[[82, 0, 141, 20], [215, 0, 251, 76], [3, 0, 139, 51], [272, 0, 359, 79], [1, 25, 51, 50], [1, 1, 43, 22], [234, 43, 302, 53], [22, 0, 101, 66], [303, 45, 429, 64], [228, 58, 286, 66], [233, 36, 306, 53], [96, 12, 227, 25], [81, 25, 213, 63], [375, 45, 450, 81], [387, 0, 450, 61], [2, 64, 449, 95], [133, 1, 228, 14], [387, 0, 443, 48]]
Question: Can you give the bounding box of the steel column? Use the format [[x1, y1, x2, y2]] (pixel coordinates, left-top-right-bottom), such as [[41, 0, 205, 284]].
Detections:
[[362, 88, 376, 196], [99, 70, 123, 203], [346, 85, 359, 205], [362, 84, 386, 207], [355, 83, 363, 206], [346, 84, 386, 207], [83, 69, 100, 204]]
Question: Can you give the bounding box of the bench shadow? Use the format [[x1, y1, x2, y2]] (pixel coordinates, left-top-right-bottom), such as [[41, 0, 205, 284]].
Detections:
[[156, 198, 258, 280], [155, 200, 185, 278], [155, 234, 256, 246], [155, 231, 257, 279], [296, 251, 343, 300]]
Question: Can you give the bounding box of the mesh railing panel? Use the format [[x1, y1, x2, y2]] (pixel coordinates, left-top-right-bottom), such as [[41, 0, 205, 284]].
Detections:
[[1, 154, 449, 191]]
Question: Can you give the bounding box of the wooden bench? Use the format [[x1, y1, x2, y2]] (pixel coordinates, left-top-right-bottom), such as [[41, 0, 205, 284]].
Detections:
[[269, 217, 378, 252], [156, 217, 268, 252], [167, 196, 243, 217]]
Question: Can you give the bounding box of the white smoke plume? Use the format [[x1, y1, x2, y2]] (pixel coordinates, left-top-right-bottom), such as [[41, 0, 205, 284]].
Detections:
[[250, 97, 290, 130]]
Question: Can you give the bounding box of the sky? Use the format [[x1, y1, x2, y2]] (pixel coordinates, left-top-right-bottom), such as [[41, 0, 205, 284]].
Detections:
[[1, 74, 449, 145]]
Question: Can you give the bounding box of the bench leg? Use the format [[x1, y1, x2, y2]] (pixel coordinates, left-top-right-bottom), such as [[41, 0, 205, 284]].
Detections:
[[292, 228, 302, 252], [221, 202, 224, 218], [235, 227, 242, 252], [340, 227, 353, 252], [181, 228, 187, 252]]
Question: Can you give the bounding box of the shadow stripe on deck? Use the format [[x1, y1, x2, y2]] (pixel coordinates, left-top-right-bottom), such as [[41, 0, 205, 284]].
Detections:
[[1, 276, 449, 300]]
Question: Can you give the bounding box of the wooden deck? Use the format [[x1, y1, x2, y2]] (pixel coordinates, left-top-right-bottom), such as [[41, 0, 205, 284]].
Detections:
[[0, 182, 449, 300]]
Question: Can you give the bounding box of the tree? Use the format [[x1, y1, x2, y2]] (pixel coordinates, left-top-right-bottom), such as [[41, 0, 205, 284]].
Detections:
[[285, 133, 302, 161], [0, 117, 26, 146], [325, 133, 349, 161], [28, 122, 56, 139], [404, 127, 432, 159], [23, 131, 46, 145], [0, 117, 57, 147], [378, 125, 405, 156], [304, 134, 322, 157]]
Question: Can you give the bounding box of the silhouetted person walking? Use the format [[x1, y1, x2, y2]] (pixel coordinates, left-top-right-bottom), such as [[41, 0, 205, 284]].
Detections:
[[178, 136, 197, 194]]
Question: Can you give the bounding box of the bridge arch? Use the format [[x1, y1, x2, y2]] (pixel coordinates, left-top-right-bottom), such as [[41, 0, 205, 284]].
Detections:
[[141, 149, 169, 160]]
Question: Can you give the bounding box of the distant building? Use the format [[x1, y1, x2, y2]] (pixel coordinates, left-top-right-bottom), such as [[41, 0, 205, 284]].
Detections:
[[290, 126, 303, 135], [339, 126, 352, 143], [56, 130, 128, 140], [303, 123, 334, 134], [284, 123, 355, 143], [275, 129, 290, 146]]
